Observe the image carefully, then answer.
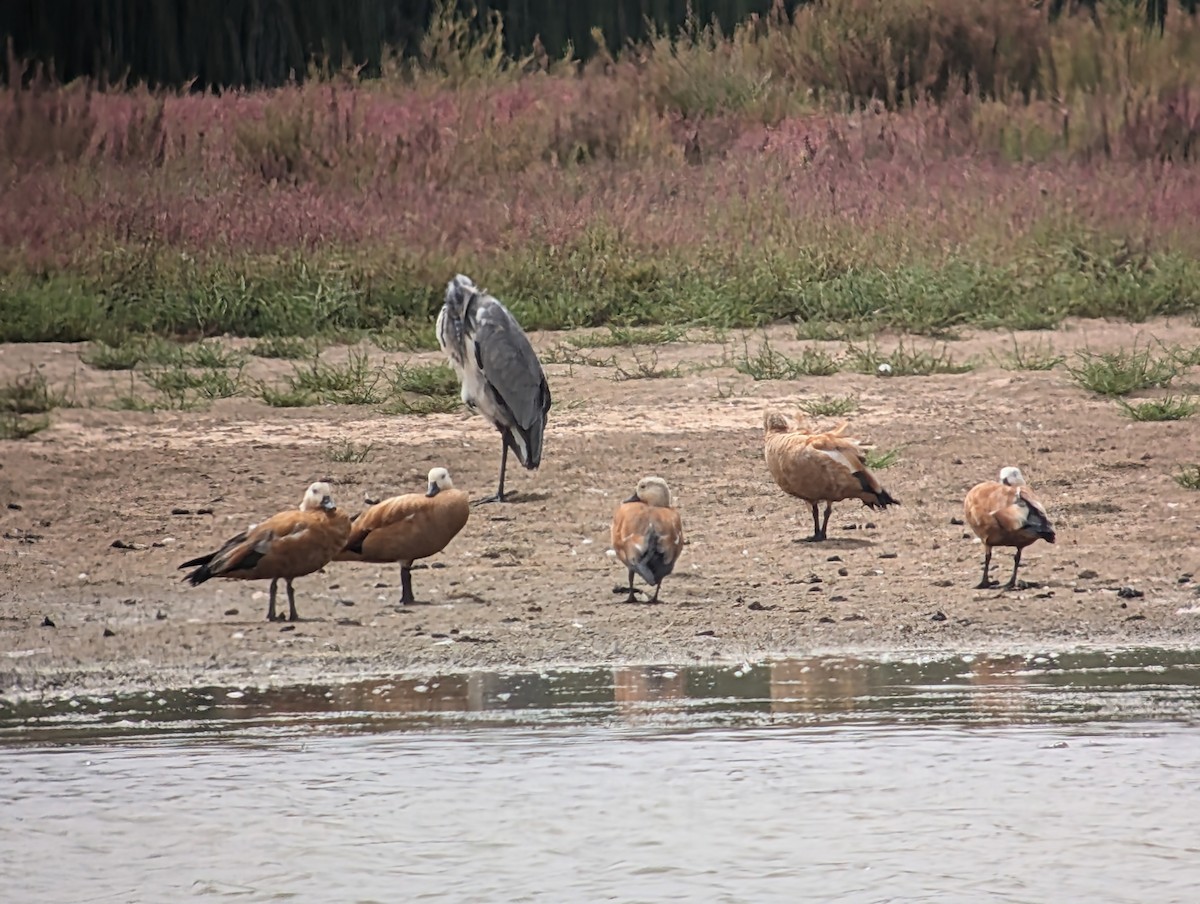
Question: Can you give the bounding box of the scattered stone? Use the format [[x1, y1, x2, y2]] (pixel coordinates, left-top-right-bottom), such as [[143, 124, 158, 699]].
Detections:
[[949, 517, 964, 526], [951, 457, 963, 465], [374, 582, 389, 588], [1125, 614, 1147, 622], [111, 539, 146, 550], [828, 595, 847, 603], [155, 610, 167, 620], [932, 579, 953, 588], [695, 629, 716, 637], [817, 616, 835, 624], [838, 567, 849, 577], [864, 522, 877, 529], [747, 601, 777, 611], [1117, 586, 1144, 599], [170, 507, 192, 516], [41, 615, 55, 628], [804, 574, 822, 584], [1179, 574, 1193, 584], [197, 507, 214, 515], [7, 503, 22, 511], [1037, 446, 1051, 453], [121, 598, 137, 606], [1078, 569, 1098, 580], [279, 625, 295, 633], [336, 599, 355, 607], [826, 555, 842, 562], [224, 608, 239, 616], [879, 552, 897, 559], [930, 611, 948, 622], [528, 604, 543, 613], [808, 585, 823, 593], [842, 613, 867, 622], [335, 617, 362, 627], [102, 627, 116, 637]]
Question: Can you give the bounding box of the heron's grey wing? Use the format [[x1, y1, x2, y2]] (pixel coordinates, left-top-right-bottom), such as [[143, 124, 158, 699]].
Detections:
[[471, 300, 551, 434]]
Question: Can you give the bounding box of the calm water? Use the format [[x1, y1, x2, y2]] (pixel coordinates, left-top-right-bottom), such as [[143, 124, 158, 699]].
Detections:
[[4, 647, 1200, 903]]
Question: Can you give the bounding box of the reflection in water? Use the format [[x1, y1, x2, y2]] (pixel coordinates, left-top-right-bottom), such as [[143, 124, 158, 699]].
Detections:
[[3, 647, 1200, 744], [4, 648, 1200, 903]]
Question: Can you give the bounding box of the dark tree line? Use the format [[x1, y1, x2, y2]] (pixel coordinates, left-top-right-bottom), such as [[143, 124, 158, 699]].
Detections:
[[0, 0, 1194, 90]]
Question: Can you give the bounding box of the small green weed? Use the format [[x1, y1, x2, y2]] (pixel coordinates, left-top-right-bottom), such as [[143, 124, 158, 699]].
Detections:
[[389, 361, 460, 397], [326, 439, 375, 463], [864, 447, 903, 470], [994, 336, 1064, 371], [614, 350, 683, 381], [0, 411, 50, 439], [735, 339, 840, 380], [250, 336, 316, 359], [568, 325, 687, 349], [1175, 465, 1200, 490], [145, 366, 244, 401], [0, 368, 70, 414], [1115, 395, 1197, 421], [258, 383, 316, 408], [81, 338, 147, 371], [288, 352, 384, 404], [1066, 347, 1178, 396], [371, 321, 441, 353], [386, 361, 461, 414], [799, 395, 859, 417], [845, 341, 973, 376]]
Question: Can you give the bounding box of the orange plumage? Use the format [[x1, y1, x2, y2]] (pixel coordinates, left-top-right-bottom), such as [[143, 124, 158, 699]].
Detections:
[[963, 466, 1056, 590], [763, 411, 899, 541], [611, 476, 685, 603], [335, 467, 470, 604], [179, 481, 351, 622]]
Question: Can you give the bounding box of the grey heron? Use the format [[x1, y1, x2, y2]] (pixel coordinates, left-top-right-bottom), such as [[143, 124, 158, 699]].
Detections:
[[437, 274, 551, 504]]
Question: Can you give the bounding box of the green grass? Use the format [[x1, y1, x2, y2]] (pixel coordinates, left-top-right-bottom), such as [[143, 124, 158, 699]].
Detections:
[[386, 361, 461, 414], [1066, 347, 1178, 396], [144, 365, 245, 402], [845, 341, 973, 376], [287, 352, 385, 404], [1176, 465, 1200, 490], [371, 321, 440, 353], [325, 439, 375, 463], [5, 235, 1200, 347], [613, 349, 682, 381], [1115, 395, 1197, 422], [799, 395, 859, 417], [567, 325, 688, 349], [0, 411, 50, 439], [734, 339, 840, 380], [257, 383, 316, 407], [864, 447, 903, 470], [250, 336, 317, 359], [0, 368, 70, 414], [81, 337, 149, 371], [993, 336, 1065, 371]]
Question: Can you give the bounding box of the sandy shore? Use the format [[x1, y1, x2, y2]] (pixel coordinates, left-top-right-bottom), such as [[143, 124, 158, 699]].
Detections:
[[2, 319, 1198, 698]]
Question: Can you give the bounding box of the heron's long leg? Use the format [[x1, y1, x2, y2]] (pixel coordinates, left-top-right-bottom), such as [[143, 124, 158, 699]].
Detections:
[[473, 441, 510, 506]]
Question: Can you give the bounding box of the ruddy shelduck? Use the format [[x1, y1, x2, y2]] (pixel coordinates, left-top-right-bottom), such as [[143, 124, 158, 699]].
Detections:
[[963, 466, 1056, 590], [335, 467, 470, 604], [763, 411, 899, 541], [179, 481, 351, 622], [610, 476, 685, 603]]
